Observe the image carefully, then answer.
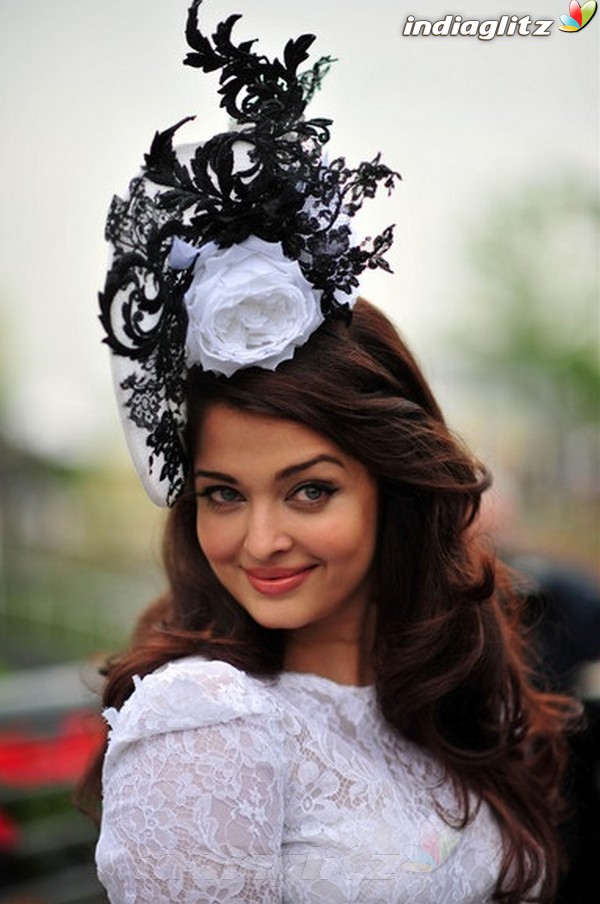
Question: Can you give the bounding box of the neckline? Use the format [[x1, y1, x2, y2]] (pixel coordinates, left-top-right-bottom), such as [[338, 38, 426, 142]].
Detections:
[[279, 670, 375, 694]]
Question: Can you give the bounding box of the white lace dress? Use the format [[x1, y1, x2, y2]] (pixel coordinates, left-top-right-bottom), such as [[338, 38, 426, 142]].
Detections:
[[96, 657, 504, 903]]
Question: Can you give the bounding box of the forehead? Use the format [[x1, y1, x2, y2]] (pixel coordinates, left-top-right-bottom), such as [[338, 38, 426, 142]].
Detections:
[[195, 404, 341, 467]]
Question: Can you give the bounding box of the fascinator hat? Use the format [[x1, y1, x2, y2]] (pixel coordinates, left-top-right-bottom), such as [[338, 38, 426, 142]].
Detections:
[[100, 0, 400, 506]]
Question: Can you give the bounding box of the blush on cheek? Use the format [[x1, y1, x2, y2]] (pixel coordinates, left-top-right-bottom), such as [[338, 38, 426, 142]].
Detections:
[[196, 523, 216, 560], [196, 521, 238, 566], [197, 535, 218, 563], [316, 514, 369, 558]]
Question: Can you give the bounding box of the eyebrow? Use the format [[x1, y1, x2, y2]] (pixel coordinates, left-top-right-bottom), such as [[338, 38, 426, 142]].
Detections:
[[194, 454, 346, 484], [277, 454, 346, 480]]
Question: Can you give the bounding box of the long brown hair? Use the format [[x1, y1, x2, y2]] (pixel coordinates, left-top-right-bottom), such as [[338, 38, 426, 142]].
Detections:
[[82, 299, 578, 902]]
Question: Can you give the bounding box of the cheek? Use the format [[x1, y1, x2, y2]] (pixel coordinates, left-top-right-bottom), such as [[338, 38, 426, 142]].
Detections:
[[311, 505, 377, 565], [196, 516, 239, 565]]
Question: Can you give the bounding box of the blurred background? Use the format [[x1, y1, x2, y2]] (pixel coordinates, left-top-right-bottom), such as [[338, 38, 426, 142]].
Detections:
[[0, 1, 598, 901]]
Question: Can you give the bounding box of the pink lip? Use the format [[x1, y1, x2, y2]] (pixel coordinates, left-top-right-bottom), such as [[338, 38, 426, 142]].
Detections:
[[244, 565, 316, 596]]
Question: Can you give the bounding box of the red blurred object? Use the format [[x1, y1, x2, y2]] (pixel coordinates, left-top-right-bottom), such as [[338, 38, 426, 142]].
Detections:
[[0, 807, 20, 850], [0, 711, 105, 787]]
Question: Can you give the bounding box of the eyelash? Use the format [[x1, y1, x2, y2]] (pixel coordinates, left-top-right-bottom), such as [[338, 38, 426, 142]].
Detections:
[[196, 481, 338, 510], [196, 486, 242, 509], [290, 481, 338, 505]]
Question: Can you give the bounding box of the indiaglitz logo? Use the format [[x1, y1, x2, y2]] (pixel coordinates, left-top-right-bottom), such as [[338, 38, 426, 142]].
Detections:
[[558, 0, 597, 30], [400, 819, 460, 873], [401, 13, 554, 39], [401, 4, 597, 38]]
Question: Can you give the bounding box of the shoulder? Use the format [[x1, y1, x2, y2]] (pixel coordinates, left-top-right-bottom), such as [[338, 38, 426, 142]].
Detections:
[[104, 656, 280, 746], [98, 659, 286, 899]]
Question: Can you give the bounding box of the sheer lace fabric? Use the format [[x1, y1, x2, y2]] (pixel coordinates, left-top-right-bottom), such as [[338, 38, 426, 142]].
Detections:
[[96, 657, 503, 902]]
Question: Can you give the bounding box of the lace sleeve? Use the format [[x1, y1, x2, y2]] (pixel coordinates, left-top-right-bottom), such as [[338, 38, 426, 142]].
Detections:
[[96, 659, 284, 903]]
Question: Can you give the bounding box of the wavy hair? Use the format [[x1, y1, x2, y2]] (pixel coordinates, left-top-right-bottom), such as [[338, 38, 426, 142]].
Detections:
[[80, 299, 578, 903]]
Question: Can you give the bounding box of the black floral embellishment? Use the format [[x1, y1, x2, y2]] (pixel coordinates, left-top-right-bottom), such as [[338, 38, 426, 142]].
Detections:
[[99, 0, 401, 506]]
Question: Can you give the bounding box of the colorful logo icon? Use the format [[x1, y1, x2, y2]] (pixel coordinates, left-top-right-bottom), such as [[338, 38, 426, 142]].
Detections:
[[559, 0, 597, 30], [400, 820, 460, 873]]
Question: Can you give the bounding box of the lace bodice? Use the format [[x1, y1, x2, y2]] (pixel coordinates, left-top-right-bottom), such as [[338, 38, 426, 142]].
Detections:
[[96, 657, 503, 902]]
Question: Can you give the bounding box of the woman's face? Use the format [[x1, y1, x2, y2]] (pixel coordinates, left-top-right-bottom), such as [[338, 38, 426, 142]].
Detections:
[[193, 404, 378, 636]]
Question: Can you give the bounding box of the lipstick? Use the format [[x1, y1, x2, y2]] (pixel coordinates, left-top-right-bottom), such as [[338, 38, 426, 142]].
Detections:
[[244, 565, 316, 596]]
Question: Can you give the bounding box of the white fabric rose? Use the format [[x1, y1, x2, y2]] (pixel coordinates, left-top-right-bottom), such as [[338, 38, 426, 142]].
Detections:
[[176, 236, 325, 377]]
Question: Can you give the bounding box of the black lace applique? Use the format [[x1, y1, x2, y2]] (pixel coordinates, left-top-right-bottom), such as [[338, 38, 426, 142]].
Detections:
[[99, 176, 191, 504], [141, 0, 400, 315], [99, 0, 400, 505]]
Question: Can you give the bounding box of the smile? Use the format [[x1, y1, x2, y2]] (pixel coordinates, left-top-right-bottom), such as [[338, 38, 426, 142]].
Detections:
[[243, 566, 317, 596]]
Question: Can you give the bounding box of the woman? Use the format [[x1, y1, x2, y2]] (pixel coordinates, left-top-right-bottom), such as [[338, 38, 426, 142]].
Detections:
[[86, 2, 577, 901]]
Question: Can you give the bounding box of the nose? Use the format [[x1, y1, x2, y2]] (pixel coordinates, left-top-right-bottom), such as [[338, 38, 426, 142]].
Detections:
[[242, 503, 293, 560]]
